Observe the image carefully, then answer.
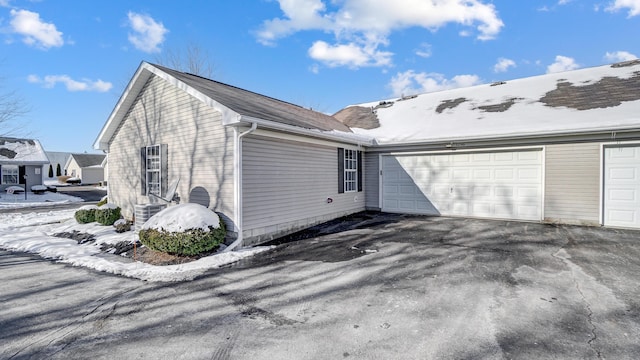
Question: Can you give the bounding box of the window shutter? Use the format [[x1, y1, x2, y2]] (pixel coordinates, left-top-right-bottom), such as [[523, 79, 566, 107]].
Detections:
[[19, 166, 25, 185], [161, 144, 168, 197], [338, 148, 344, 194], [140, 147, 147, 195], [357, 151, 363, 192], [0, 165, 2, 184]]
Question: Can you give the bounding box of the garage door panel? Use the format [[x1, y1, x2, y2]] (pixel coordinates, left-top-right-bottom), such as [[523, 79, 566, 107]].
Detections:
[[604, 146, 640, 228], [495, 169, 515, 181], [382, 150, 542, 221]]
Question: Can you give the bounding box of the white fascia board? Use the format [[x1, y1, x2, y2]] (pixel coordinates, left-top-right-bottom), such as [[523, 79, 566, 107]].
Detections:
[[235, 115, 375, 147], [93, 63, 151, 150]]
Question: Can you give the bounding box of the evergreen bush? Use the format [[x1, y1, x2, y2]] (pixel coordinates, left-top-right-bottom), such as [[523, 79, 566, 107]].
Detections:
[[56, 164, 62, 177], [139, 217, 226, 256], [113, 219, 131, 233], [48, 165, 53, 178], [75, 205, 98, 224], [95, 204, 121, 226]]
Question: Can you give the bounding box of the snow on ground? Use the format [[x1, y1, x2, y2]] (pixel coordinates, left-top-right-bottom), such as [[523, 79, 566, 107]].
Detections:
[[0, 206, 272, 282], [0, 190, 83, 209]]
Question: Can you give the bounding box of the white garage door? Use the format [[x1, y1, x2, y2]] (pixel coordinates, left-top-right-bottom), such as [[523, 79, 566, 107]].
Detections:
[[381, 149, 543, 221], [604, 146, 640, 228]]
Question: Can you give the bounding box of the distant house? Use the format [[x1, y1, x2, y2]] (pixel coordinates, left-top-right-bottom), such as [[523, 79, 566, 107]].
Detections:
[[44, 151, 71, 180], [94, 60, 640, 247], [0, 137, 49, 192], [64, 153, 106, 185]]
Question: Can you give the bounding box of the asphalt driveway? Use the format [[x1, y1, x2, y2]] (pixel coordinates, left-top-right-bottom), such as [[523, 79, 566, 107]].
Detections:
[[2, 213, 640, 359]]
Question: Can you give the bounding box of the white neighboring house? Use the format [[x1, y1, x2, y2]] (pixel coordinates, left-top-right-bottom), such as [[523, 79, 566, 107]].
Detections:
[[0, 137, 49, 192], [64, 153, 106, 185], [43, 151, 72, 182]]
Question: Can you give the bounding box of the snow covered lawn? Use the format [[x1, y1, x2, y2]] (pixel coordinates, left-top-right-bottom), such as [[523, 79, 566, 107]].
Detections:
[[0, 190, 83, 209], [0, 208, 272, 282]]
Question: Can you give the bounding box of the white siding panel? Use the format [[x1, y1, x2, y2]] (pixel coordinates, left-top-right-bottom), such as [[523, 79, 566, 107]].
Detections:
[[544, 143, 600, 225], [364, 152, 380, 210], [107, 74, 235, 230], [242, 136, 365, 242]]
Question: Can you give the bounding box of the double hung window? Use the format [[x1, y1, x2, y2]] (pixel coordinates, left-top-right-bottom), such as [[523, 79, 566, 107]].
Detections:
[[1, 165, 19, 185]]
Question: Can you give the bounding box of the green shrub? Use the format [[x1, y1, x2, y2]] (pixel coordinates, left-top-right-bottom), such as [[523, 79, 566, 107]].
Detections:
[[113, 219, 131, 233], [75, 205, 98, 224], [139, 218, 226, 256], [95, 204, 121, 226]]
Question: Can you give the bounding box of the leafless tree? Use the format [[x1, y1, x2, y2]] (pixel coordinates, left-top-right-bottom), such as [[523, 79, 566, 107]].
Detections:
[[0, 76, 29, 137], [154, 43, 215, 78]]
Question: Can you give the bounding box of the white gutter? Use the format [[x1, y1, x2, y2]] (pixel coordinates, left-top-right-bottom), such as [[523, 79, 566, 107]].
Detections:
[[225, 121, 258, 252], [235, 115, 375, 147]]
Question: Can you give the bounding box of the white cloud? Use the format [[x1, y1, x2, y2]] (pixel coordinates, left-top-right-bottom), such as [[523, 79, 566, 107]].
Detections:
[[309, 64, 320, 74], [308, 40, 392, 68], [606, 0, 640, 16], [126, 11, 168, 53], [493, 57, 516, 73], [388, 70, 481, 97], [546, 55, 580, 73], [257, 0, 503, 68], [604, 50, 638, 62], [28, 74, 113, 92], [415, 43, 432, 58], [9, 9, 63, 49]]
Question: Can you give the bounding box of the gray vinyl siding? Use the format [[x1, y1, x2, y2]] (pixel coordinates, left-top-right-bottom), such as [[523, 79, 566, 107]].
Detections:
[[364, 152, 380, 210], [242, 135, 365, 244], [544, 143, 600, 225], [107, 74, 235, 231]]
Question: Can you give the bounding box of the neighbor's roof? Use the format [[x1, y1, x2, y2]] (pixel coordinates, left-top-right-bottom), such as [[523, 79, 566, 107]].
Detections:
[[45, 151, 71, 166], [68, 153, 106, 168], [336, 60, 640, 145], [95, 62, 355, 150], [0, 137, 49, 165]]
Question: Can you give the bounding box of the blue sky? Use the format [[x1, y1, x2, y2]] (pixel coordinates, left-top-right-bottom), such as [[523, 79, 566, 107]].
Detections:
[[1, 0, 638, 153]]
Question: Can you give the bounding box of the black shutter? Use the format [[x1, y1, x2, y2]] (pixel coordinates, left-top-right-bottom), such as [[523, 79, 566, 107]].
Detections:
[[18, 166, 25, 185], [161, 144, 168, 197], [0, 165, 2, 184], [338, 148, 344, 194], [357, 151, 363, 192], [140, 147, 147, 195]]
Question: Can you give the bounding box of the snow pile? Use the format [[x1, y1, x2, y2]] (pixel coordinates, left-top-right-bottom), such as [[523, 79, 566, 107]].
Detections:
[[0, 209, 271, 282], [99, 203, 119, 209], [142, 203, 220, 232]]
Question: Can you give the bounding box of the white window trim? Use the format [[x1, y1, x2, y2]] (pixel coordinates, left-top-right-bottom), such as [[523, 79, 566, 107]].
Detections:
[[145, 145, 162, 196]]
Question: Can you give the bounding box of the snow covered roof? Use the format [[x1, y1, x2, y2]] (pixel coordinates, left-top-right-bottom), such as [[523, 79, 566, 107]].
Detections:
[[336, 60, 640, 145], [0, 137, 49, 165]]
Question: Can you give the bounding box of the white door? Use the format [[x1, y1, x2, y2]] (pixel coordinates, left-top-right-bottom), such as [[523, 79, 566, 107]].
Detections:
[[604, 146, 640, 228], [381, 149, 543, 221]]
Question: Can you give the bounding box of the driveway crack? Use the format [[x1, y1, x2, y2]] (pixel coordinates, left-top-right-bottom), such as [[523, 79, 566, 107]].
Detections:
[[552, 231, 603, 360]]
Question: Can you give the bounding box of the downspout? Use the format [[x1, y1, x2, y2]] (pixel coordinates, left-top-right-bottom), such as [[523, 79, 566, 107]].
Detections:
[[225, 122, 257, 252]]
